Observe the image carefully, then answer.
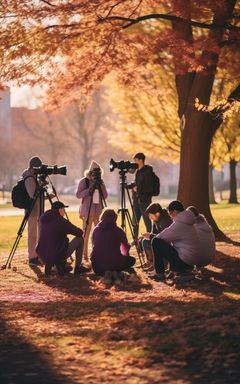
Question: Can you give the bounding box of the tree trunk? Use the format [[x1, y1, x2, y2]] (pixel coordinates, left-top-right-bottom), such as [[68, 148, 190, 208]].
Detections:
[[209, 165, 217, 204], [177, 87, 226, 239], [228, 159, 239, 204]]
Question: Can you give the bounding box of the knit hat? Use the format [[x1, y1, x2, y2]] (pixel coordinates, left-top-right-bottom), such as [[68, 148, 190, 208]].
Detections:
[[29, 156, 42, 169], [84, 160, 103, 177], [89, 160, 101, 171]]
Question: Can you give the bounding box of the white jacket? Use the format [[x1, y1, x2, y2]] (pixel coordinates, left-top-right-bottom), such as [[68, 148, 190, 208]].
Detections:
[[194, 215, 215, 266], [157, 210, 201, 266]]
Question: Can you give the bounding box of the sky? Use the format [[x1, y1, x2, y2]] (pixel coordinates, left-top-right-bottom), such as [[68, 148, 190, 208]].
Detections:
[[10, 85, 45, 109]]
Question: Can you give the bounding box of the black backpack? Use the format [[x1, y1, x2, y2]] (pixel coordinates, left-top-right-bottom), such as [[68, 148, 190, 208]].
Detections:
[[152, 171, 160, 196], [11, 176, 36, 209]]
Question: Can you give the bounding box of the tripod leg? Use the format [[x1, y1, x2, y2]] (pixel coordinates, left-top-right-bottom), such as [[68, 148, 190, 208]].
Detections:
[[2, 190, 40, 269], [125, 210, 145, 269]]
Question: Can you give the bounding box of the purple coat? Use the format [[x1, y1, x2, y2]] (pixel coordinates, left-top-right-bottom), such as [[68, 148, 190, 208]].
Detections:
[[36, 209, 83, 264], [76, 177, 108, 217], [91, 218, 130, 273]]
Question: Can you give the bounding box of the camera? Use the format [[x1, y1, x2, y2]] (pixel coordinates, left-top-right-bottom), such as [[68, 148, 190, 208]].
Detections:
[[90, 167, 102, 184], [109, 158, 138, 173], [33, 164, 67, 176]]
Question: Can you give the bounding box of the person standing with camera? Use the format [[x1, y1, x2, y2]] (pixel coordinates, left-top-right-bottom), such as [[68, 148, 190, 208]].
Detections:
[[22, 156, 43, 266], [76, 161, 108, 262], [129, 152, 159, 237]]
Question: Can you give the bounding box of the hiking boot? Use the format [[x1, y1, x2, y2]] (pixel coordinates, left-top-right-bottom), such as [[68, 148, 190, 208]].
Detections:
[[29, 257, 42, 266], [74, 265, 91, 275]]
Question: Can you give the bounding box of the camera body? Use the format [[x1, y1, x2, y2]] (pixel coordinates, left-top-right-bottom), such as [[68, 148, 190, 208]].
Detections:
[[109, 158, 138, 173], [90, 167, 102, 184], [33, 164, 67, 176]]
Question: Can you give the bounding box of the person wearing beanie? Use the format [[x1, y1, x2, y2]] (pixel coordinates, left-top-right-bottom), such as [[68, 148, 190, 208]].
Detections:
[[76, 160, 108, 262], [36, 201, 88, 275], [22, 156, 43, 266]]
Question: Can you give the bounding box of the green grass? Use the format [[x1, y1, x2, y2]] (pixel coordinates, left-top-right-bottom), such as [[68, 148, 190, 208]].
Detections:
[[0, 202, 239, 253]]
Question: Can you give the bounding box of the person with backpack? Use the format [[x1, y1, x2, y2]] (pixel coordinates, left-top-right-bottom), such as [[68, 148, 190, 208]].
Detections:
[[76, 160, 108, 263], [129, 152, 160, 237], [21, 156, 43, 266]]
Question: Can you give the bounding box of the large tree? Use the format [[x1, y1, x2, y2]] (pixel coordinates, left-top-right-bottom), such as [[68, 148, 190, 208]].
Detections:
[[1, 1, 240, 237]]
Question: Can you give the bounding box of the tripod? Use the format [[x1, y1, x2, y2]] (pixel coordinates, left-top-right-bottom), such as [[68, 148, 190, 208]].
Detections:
[[118, 170, 145, 269], [2, 176, 55, 270], [84, 181, 107, 235]]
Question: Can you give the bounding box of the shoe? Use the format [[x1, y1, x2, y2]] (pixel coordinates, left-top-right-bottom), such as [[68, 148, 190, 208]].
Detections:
[[173, 271, 195, 283], [45, 264, 52, 276], [74, 265, 91, 275], [29, 257, 42, 266], [148, 272, 165, 281]]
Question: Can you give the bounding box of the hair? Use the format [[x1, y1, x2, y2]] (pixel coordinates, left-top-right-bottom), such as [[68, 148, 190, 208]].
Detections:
[[145, 203, 163, 215], [100, 209, 118, 222], [186, 206, 199, 217], [168, 200, 184, 213], [133, 152, 145, 162]]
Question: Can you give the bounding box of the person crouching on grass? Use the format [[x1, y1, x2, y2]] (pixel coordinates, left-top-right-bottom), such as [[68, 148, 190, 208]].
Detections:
[[36, 201, 89, 276], [91, 209, 136, 277]]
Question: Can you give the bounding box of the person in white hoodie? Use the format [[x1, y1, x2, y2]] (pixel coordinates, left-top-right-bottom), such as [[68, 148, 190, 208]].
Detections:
[[187, 206, 215, 266], [150, 200, 200, 281]]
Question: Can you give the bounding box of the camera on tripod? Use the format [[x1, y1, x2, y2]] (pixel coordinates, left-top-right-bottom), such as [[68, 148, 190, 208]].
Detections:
[[33, 164, 67, 176], [109, 159, 138, 173]]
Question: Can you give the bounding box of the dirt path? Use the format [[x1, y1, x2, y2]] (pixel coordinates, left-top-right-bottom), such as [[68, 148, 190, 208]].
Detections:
[[0, 233, 239, 384]]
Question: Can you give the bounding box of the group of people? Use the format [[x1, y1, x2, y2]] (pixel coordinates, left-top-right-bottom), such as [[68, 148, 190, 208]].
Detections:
[[22, 153, 215, 281]]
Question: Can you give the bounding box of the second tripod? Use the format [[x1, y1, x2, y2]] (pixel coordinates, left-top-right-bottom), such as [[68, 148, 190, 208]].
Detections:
[[117, 170, 145, 269]]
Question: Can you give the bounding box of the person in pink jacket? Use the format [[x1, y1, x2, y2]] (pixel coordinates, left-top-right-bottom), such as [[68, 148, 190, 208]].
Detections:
[[76, 161, 108, 262]]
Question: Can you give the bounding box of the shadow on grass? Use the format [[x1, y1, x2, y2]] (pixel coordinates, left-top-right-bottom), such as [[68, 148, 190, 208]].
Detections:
[[0, 309, 76, 384], [2, 295, 240, 384]]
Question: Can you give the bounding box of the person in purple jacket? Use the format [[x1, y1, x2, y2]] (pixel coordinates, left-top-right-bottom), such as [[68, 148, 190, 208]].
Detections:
[[36, 201, 88, 276], [76, 161, 108, 263], [91, 209, 136, 276]]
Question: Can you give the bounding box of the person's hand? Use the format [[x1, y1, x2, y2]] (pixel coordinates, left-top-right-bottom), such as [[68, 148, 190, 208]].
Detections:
[[133, 186, 137, 193], [142, 232, 151, 240]]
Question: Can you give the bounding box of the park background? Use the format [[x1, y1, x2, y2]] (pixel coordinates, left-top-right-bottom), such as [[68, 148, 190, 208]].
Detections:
[[0, 1, 240, 384]]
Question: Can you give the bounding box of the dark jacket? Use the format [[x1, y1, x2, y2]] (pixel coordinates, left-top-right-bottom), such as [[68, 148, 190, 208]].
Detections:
[[91, 218, 130, 274], [36, 209, 83, 264], [135, 165, 154, 204], [151, 209, 173, 235]]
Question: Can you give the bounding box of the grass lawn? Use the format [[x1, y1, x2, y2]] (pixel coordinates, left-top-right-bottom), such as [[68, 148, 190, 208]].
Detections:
[[0, 201, 239, 253]]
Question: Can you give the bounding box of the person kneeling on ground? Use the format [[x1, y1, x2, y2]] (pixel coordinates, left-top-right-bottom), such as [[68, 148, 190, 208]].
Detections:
[[36, 201, 89, 276], [141, 203, 172, 268], [187, 206, 215, 267], [91, 209, 136, 276], [150, 200, 201, 281]]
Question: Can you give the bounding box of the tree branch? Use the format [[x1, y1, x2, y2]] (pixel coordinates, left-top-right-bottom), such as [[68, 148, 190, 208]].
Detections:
[[99, 13, 240, 32]]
